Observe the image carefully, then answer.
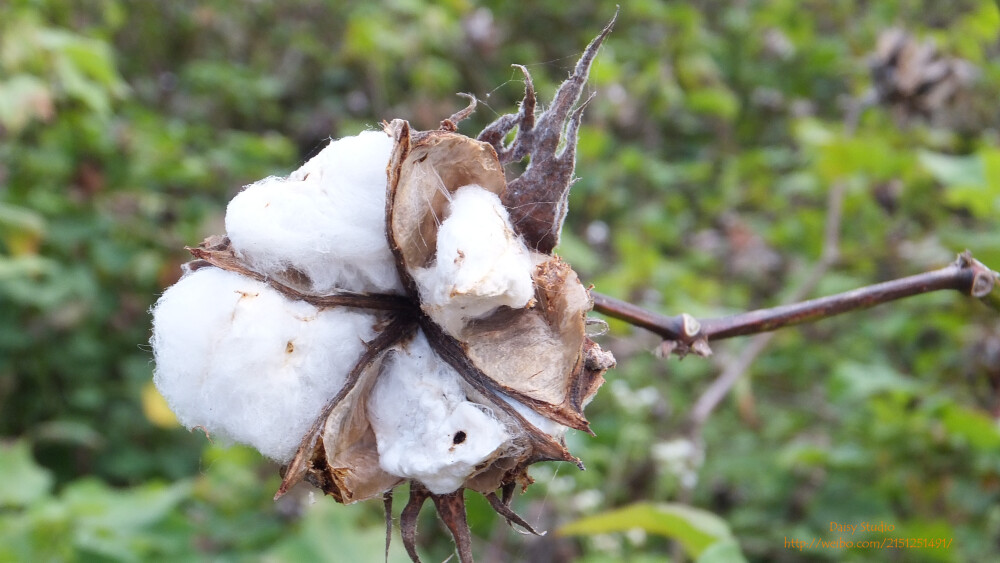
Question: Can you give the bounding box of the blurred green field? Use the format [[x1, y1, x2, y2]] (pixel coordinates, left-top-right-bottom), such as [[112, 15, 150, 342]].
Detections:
[[2, 1, 999, 561]]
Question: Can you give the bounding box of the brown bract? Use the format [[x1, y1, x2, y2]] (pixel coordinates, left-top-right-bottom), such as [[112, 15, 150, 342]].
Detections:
[[183, 13, 618, 563]]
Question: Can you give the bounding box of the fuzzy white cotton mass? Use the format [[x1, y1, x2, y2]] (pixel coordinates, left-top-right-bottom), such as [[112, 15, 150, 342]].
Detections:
[[225, 130, 403, 294], [503, 395, 568, 440], [151, 267, 376, 461], [367, 332, 511, 494], [414, 185, 534, 336]]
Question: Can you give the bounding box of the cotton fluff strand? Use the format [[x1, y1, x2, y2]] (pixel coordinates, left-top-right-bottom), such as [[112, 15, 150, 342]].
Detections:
[[413, 184, 535, 336], [367, 331, 511, 494], [225, 131, 403, 294], [151, 267, 376, 461]]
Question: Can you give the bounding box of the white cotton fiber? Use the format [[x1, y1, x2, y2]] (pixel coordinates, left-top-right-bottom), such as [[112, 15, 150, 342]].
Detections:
[[367, 332, 510, 494], [502, 395, 568, 440], [151, 267, 376, 461], [225, 130, 403, 294], [413, 185, 535, 336]]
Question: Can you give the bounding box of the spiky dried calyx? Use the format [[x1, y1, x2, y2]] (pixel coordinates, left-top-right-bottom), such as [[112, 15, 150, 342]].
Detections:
[[151, 13, 617, 563]]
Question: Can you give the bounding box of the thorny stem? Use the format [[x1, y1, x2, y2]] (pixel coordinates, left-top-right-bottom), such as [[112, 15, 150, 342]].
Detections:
[[592, 251, 998, 356]]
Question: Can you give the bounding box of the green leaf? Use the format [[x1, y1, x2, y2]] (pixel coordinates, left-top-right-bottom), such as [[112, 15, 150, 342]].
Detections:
[[686, 88, 740, 120], [940, 404, 1000, 451], [829, 361, 921, 401], [919, 150, 986, 188], [266, 500, 412, 563], [696, 540, 748, 563], [558, 503, 740, 559], [0, 440, 54, 508]]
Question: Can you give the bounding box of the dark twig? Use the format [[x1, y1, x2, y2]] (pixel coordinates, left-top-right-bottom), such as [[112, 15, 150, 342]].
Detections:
[[592, 251, 997, 356]]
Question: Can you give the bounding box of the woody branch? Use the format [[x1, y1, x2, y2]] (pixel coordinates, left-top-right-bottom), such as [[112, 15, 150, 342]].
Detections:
[[591, 251, 998, 358]]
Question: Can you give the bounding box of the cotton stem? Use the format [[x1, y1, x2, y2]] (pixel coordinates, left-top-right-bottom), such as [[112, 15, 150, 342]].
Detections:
[[592, 251, 998, 358]]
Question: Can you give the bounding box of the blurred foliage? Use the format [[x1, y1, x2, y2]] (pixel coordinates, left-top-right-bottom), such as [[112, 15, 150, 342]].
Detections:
[[1, 0, 998, 561]]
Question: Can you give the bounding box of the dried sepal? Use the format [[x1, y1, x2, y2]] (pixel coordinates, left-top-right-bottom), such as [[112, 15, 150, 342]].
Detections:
[[400, 482, 431, 563], [383, 491, 393, 563], [431, 489, 475, 563], [485, 491, 544, 536], [477, 11, 617, 253]]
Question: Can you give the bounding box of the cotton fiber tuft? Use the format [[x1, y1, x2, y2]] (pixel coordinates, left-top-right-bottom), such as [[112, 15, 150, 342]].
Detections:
[[414, 184, 535, 336], [151, 267, 376, 461], [367, 332, 511, 494], [225, 131, 403, 294]]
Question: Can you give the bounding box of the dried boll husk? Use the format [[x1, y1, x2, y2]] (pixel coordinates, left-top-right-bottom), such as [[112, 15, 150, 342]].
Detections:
[[386, 120, 605, 433], [272, 120, 614, 513], [273, 19, 618, 559], [869, 28, 977, 121]]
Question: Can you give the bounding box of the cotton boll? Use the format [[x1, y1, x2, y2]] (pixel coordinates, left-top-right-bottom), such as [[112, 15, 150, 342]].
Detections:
[[414, 184, 535, 336], [225, 131, 403, 294], [151, 267, 376, 461], [367, 332, 510, 494]]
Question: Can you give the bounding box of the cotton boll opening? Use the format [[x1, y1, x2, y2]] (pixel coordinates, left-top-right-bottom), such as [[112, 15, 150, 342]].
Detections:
[[414, 184, 535, 336], [151, 267, 377, 461], [225, 131, 403, 294], [367, 331, 512, 494]]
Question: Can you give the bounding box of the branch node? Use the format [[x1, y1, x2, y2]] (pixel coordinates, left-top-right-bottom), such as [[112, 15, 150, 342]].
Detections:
[[691, 339, 713, 358], [655, 340, 677, 359], [681, 313, 701, 338], [972, 270, 995, 298]]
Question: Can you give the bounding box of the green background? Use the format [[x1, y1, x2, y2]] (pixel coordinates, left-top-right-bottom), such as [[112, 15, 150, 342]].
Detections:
[[1, 0, 999, 561]]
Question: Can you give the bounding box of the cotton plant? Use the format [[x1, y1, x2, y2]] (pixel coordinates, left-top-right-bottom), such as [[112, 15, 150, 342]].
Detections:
[[150, 17, 618, 563]]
